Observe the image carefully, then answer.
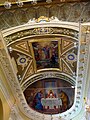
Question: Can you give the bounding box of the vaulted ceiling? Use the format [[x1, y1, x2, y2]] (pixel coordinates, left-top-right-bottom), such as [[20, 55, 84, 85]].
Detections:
[[0, 0, 90, 120], [1, 17, 90, 119], [0, 1, 90, 30]]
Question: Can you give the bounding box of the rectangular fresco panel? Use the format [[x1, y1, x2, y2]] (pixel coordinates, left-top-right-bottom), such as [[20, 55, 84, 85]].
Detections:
[[32, 41, 59, 69]]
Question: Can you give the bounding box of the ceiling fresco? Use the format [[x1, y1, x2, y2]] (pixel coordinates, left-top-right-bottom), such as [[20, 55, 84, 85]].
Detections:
[[0, 16, 90, 119], [24, 78, 75, 114], [7, 33, 78, 84], [0, 13, 80, 117], [0, 0, 89, 118]]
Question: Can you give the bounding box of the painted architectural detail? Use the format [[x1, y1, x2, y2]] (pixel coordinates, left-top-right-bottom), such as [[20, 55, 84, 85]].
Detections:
[[15, 41, 29, 53], [62, 61, 73, 76], [7, 40, 34, 82], [60, 38, 78, 76], [24, 62, 34, 80], [62, 40, 73, 50], [4, 25, 78, 82]]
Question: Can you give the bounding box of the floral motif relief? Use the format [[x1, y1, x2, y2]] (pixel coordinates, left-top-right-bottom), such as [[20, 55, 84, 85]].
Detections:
[[4, 27, 78, 45]]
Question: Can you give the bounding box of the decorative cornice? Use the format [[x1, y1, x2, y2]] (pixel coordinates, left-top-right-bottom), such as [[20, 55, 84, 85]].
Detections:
[[21, 71, 75, 92], [4, 27, 78, 46]]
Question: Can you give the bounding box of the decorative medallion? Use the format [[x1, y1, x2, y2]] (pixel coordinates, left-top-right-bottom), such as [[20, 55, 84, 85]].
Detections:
[[32, 27, 53, 35], [17, 54, 29, 70], [66, 52, 77, 62]]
